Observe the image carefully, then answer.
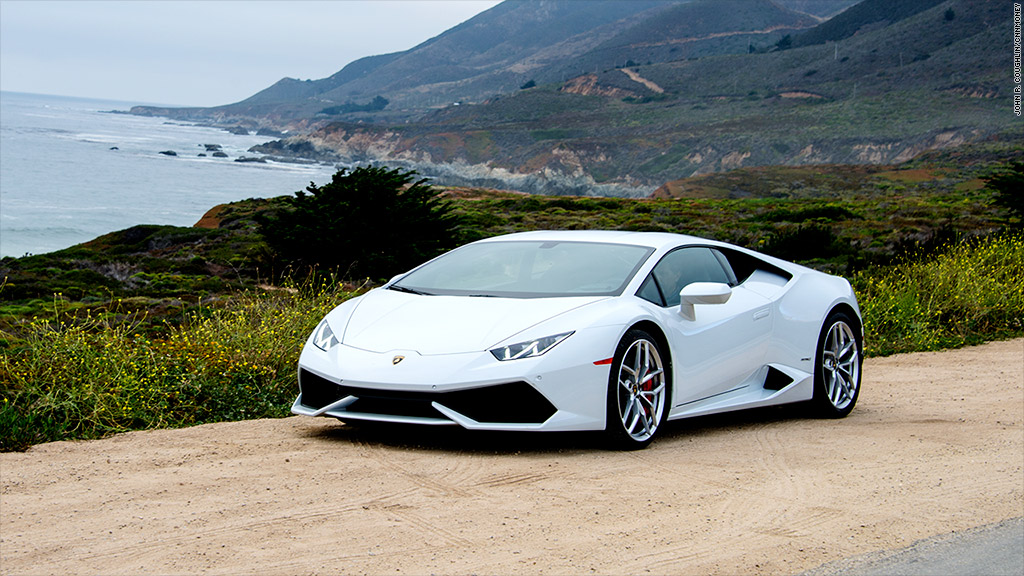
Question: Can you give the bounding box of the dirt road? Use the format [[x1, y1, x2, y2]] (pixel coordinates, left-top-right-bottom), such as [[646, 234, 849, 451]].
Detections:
[[2, 339, 1021, 575]]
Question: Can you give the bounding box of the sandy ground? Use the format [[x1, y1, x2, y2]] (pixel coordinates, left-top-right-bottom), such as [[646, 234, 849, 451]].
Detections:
[[2, 339, 1022, 575]]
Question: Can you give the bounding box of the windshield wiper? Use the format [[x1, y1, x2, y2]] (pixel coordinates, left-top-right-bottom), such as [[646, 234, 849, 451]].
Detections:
[[389, 284, 432, 296]]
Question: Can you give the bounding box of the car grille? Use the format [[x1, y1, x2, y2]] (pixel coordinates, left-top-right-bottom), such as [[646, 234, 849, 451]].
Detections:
[[298, 369, 556, 424]]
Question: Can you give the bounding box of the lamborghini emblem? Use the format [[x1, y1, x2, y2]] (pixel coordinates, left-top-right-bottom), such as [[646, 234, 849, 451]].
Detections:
[[392, 355, 405, 365]]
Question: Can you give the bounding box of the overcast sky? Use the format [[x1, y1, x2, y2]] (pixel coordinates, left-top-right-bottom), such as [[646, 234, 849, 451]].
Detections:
[[0, 0, 503, 107]]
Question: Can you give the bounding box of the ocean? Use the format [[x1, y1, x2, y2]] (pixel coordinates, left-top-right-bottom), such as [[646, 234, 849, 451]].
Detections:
[[0, 91, 338, 258]]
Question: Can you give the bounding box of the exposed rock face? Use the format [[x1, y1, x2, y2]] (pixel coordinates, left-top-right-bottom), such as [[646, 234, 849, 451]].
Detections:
[[251, 120, 995, 198], [403, 158, 654, 197], [159, 150, 177, 156], [212, 151, 229, 158], [560, 75, 638, 99], [252, 130, 653, 196], [720, 151, 751, 171]]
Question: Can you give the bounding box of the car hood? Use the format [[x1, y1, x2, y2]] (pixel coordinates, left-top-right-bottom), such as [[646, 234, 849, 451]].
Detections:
[[337, 288, 605, 355]]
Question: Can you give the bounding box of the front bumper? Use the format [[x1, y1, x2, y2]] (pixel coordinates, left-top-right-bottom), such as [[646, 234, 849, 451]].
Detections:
[[291, 331, 616, 432], [294, 370, 557, 427]]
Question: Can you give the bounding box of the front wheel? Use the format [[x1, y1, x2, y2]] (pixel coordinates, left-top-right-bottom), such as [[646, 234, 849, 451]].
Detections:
[[811, 311, 862, 417], [605, 329, 669, 450]]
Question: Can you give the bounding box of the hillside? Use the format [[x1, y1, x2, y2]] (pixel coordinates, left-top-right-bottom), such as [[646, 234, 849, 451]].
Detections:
[[542, 0, 820, 80], [790, 0, 947, 47], [130, 0, 681, 124], [246, 0, 1011, 195], [129, 0, 1012, 196], [129, 0, 852, 126]]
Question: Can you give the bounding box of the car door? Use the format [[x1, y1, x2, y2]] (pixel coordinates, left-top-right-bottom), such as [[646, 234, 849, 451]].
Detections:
[[637, 246, 773, 408]]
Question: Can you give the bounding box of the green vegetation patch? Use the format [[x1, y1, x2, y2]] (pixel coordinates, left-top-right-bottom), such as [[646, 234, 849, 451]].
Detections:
[[754, 204, 860, 223], [852, 234, 1024, 356], [638, 145, 692, 176], [0, 278, 360, 451]]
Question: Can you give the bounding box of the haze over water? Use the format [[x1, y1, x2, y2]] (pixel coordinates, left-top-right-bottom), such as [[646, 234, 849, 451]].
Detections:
[[0, 91, 337, 258]]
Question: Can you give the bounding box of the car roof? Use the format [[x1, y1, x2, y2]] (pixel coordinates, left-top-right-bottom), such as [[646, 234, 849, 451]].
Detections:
[[475, 230, 705, 251]]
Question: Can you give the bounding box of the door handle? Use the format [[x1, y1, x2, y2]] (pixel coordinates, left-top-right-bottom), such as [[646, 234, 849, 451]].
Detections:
[[753, 308, 770, 321]]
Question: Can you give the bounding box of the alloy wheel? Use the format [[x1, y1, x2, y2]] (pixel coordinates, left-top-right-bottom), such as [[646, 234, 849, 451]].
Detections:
[[616, 338, 667, 442]]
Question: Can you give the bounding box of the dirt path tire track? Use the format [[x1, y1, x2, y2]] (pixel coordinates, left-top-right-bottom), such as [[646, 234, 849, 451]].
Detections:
[[2, 339, 1022, 575]]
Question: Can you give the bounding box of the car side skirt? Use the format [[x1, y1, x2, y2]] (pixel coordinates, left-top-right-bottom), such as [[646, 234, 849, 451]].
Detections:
[[668, 363, 814, 420]]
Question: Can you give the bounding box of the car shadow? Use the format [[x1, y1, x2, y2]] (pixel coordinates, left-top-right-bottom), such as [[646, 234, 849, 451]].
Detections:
[[297, 402, 815, 455]]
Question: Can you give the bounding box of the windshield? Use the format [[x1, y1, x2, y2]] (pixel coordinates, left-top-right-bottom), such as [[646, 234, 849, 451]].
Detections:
[[391, 240, 654, 298]]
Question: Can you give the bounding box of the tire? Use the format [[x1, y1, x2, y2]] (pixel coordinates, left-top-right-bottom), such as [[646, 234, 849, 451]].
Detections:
[[605, 329, 669, 450], [811, 311, 862, 418]]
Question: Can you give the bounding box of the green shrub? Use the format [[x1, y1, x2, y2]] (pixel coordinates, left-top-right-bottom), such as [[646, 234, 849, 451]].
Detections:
[[985, 161, 1024, 226], [762, 223, 849, 262], [258, 166, 461, 281], [853, 234, 1024, 356]]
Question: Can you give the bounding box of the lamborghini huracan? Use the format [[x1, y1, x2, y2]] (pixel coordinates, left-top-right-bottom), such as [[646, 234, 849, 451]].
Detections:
[[292, 230, 862, 449]]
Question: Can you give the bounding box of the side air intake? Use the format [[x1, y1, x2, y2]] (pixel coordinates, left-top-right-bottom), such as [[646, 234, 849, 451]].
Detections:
[[763, 366, 794, 391]]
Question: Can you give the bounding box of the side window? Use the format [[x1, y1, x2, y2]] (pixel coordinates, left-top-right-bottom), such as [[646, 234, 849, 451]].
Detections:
[[636, 275, 664, 306], [710, 248, 739, 286], [715, 247, 756, 285], [641, 247, 732, 308]]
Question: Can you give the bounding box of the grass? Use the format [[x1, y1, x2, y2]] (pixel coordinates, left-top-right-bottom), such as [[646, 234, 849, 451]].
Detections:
[[0, 276, 361, 451], [851, 234, 1024, 356], [2, 233, 1021, 451]]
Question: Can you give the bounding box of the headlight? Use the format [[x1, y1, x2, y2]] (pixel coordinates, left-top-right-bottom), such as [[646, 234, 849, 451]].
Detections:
[[311, 319, 339, 351], [490, 331, 573, 361]]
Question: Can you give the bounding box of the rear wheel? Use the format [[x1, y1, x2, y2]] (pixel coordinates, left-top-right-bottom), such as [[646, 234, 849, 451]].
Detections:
[[605, 329, 668, 450], [812, 312, 862, 417]]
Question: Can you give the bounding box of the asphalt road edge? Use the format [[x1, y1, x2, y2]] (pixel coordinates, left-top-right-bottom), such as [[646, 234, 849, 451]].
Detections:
[[798, 516, 1024, 576]]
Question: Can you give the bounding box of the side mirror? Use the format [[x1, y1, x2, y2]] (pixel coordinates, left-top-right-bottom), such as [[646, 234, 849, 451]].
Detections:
[[678, 282, 732, 321]]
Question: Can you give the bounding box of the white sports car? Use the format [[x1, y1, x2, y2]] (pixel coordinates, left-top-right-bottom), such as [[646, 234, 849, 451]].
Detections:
[[292, 230, 862, 449]]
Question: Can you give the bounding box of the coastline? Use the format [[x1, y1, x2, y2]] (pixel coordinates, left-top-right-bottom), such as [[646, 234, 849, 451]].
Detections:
[[0, 91, 335, 258]]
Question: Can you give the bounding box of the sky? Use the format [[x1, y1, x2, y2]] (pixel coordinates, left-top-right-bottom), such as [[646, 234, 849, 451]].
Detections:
[[0, 0, 503, 107]]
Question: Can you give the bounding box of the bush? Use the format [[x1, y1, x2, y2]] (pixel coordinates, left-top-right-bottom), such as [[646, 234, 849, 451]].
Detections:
[[761, 223, 849, 262], [985, 161, 1024, 226], [852, 234, 1024, 356], [259, 166, 461, 280], [319, 95, 389, 115]]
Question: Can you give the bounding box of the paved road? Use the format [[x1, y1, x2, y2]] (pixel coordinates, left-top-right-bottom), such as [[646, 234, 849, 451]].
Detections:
[[800, 517, 1024, 576]]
